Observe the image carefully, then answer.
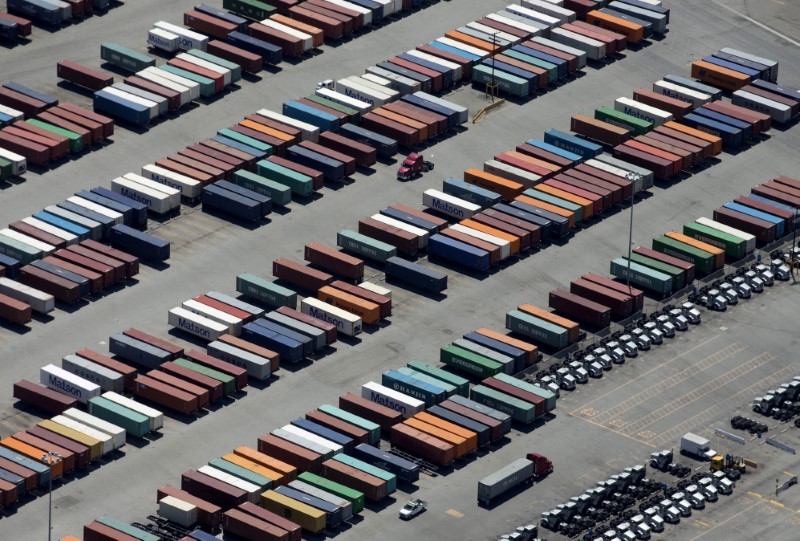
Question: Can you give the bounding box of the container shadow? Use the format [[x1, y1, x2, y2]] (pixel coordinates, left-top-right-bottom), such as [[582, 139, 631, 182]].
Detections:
[[200, 206, 270, 231], [239, 72, 264, 84], [277, 358, 313, 373], [139, 260, 171, 272], [426, 255, 493, 281], [335, 334, 363, 347], [477, 478, 536, 509], [0, 320, 32, 334], [166, 327, 207, 348]]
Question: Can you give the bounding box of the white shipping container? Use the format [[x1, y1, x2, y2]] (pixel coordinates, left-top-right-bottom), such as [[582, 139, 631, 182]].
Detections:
[[653, 80, 712, 108], [256, 109, 319, 142], [521, 0, 576, 23], [280, 424, 343, 454], [449, 223, 511, 260], [483, 159, 541, 188], [0, 147, 26, 175], [0, 228, 55, 256], [530, 36, 587, 68], [608, 2, 667, 33], [361, 73, 393, 88], [392, 0, 402, 13], [51, 414, 114, 455], [40, 364, 101, 403], [111, 176, 174, 215], [141, 164, 202, 200], [732, 90, 793, 124], [206, 340, 272, 381], [300, 297, 362, 337], [497, 10, 551, 35], [406, 50, 462, 81], [364, 66, 421, 95], [22, 217, 78, 245], [102, 391, 164, 431], [614, 97, 673, 126], [361, 381, 425, 418], [182, 298, 243, 336], [176, 53, 232, 86], [465, 22, 519, 45], [197, 465, 260, 502], [550, 28, 605, 61], [587, 156, 650, 191], [720, 47, 778, 82], [44, 205, 101, 240], [61, 354, 125, 393], [0, 277, 54, 314], [101, 87, 159, 120], [435, 37, 491, 60], [259, 19, 313, 51], [414, 91, 469, 124], [67, 196, 124, 224], [289, 480, 353, 521], [113, 83, 168, 116], [144, 67, 200, 101], [370, 213, 429, 248], [139, 67, 195, 103], [348, 76, 400, 101], [422, 189, 481, 220], [264, 312, 326, 350], [315, 87, 372, 113], [62, 407, 126, 450], [158, 495, 198, 528], [505, 4, 560, 29], [696, 217, 757, 254], [123, 172, 181, 208], [148, 28, 181, 52], [358, 281, 391, 299], [168, 306, 229, 341], [0, 104, 25, 122], [324, 0, 371, 24], [272, 427, 333, 457], [206, 291, 264, 319], [487, 13, 543, 38], [371, 0, 393, 18], [335, 79, 393, 108], [154, 21, 208, 51]]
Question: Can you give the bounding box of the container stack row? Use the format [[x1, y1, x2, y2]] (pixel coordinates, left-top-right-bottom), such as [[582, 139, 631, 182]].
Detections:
[[4, 0, 113, 30]]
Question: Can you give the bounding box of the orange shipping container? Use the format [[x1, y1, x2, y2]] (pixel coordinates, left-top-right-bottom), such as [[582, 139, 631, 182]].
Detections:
[[233, 446, 298, 482], [664, 231, 725, 268], [585, 10, 644, 44], [463, 168, 524, 201], [222, 453, 286, 486], [0, 437, 64, 479], [238, 119, 295, 143], [663, 121, 722, 155], [414, 412, 478, 453], [270, 14, 324, 48], [533, 184, 595, 219], [318, 285, 380, 324], [403, 418, 470, 459], [444, 30, 499, 53], [459, 219, 521, 255], [518, 304, 580, 343], [371, 108, 428, 141], [690, 60, 751, 92], [515, 194, 576, 229], [475, 327, 540, 365], [503, 150, 562, 174]]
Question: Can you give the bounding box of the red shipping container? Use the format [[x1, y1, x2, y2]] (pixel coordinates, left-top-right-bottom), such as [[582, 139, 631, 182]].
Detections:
[[53, 248, 115, 287], [19, 265, 80, 303], [57, 102, 114, 137], [57, 60, 113, 91], [270, 13, 323, 47], [133, 375, 199, 414], [306, 409, 369, 445], [318, 131, 376, 167], [157, 484, 223, 528], [223, 508, 290, 541], [187, 143, 246, 170], [288, 6, 343, 40], [0, 456, 37, 491], [267, 156, 324, 190], [125, 76, 182, 111], [238, 501, 302, 541], [3, 125, 63, 161], [207, 40, 263, 75], [80, 240, 139, 277], [0, 87, 47, 117], [389, 423, 454, 466], [307, 0, 362, 28], [257, 433, 323, 474], [184, 10, 237, 39], [13, 120, 70, 156], [300, 1, 354, 34], [482, 377, 546, 417], [184, 349, 248, 390], [272, 257, 333, 291], [167, 153, 226, 180], [42, 256, 103, 293], [632, 246, 695, 283], [181, 469, 248, 509], [47, 107, 104, 142], [36, 111, 92, 146], [146, 369, 210, 408], [0, 13, 32, 36], [159, 361, 223, 402], [582, 272, 644, 311], [248, 22, 304, 57], [339, 391, 401, 431], [358, 217, 419, 257], [359, 112, 418, 147], [12, 431, 75, 474], [123, 328, 183, 358], [216, 334, 280, 373], [75, 349, 137, 391], [0, 291, 31, 324], [13, 380, 77, 414], [304, 242, 364, 281], [322, 458, 387, 501], [330, 280, 391, 318]]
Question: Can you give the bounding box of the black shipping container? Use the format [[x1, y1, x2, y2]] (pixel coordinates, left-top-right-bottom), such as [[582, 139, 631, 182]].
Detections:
[[109, 332, 172, 369], [109, 225, 170, 261], [385, 256, 447, 293], [202, 184, 263, 222]]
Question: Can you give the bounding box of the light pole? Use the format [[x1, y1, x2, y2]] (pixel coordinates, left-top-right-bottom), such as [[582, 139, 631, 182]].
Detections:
[[625, 172, 642, 299], [41, 452, 62, 541]]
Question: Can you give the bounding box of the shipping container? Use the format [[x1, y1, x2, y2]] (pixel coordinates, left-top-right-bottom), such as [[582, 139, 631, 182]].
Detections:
[[469, 385, 537, 424], [49, 415, 113, 456], [87, 396, 150, 438], [505, 309, 568, 349], [318, 404, 380, 444], [101, 391, 163, 431], [181, 469, 248, 509], [609, 256, 672, 293], [234, 446, 298, 482], [13, 379, 77, 415], [260, 490, 326, 533], [157, 485, 223, 529], [257, 433, 324, 474], [444, 396, 511, 437]]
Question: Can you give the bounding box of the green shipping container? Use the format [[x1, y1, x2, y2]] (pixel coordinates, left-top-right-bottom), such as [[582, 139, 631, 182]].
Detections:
[[210, 457, 273, 490], [233, 170, 292, 206], [683, 222, 747, 260], [97, 517, 159, 541], [627, 253, 685, 290], [504, 310, 569, 349], [493, 373, 556, 413], [336, 229, 397, 263], [652, 236, 716, 274], [396, 367, 457, 398], [0, 157, 14, 180], [101, 42, 156, 73], [218, 129, 273, 155], [223, 0, 276, 20], [524, 188, 584, 222], [172, 358, 236, 395], [305, 95, 361, 121], [470, 385, 537, 424], [88, 396, 150, 438], [0, 234, 41, 264], [298, 471, 365, 513], [406, 361, 469, 397], [236, 272, 297, 308], [472, 64, 530, 97], [318, 404, 380, 444], [331, 453, 396, 494], [25, 119, 84, 153], [186, 49, 242, 82], [159, 65, 216, 97], [255, 160, 313, 197], [502, 49, 558, 83], [440, 344, 503, 378], [609, 257, 673, 294], [595, 106, 653, 136]]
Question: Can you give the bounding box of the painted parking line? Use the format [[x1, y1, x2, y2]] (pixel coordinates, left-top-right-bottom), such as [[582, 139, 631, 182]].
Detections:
[[446, 509, 464, 518], [689, 499, 762, 540]]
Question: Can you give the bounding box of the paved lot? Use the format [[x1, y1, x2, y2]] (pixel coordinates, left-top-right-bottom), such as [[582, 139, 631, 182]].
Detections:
[[0, 0, 799, 540]]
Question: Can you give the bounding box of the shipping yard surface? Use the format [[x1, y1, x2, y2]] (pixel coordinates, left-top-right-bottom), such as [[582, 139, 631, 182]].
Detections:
[[1, 0, 800, 540]]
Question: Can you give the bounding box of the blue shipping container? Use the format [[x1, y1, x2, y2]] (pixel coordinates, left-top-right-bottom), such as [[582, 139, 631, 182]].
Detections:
[[282, 100, 340, 132], [90, 187, 148, 228], [723, 202, 785, 237], [385, 256, 447, 293], [109, 224, 170, 261], [252, 318, 314, 357], [443, 178, 502, 207], [428, 234, 491, 272], [543, 129, 602, 160], [76, 190, 134, 227], [242, 322, 303, 363], [290, 418, 355, 452], [227, 31, 282, 65], [93, 91, 150, 126], [32, 211, 91, 241], [680, 113, 743, 148], [352, 443, 420, 483], [201, 185, 262, 222], [337, 124, 397, 158], [286, 145, 344, 182]]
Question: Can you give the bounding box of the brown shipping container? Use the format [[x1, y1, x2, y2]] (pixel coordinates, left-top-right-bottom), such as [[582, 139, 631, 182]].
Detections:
[[270, 13, 324, 48], [184, 10, 237, 39], [541, 180, 603, 214], [57, 102, 114, 138], [0, 131, 49, 165], [551, 174, 613, 210], [734, 196, 794, 231], [774, 175, 800, 191], [522, 40, 578, 73], [288, 6, 344, 40], [168, 58, 224, 92], [268, 156, 324, 190], [157, 484, 224, 528], [481, 377, 546, 417], [764, 180, 800, 200], [123, 328, 183, 358], [479, 209, 542, 245], [570, 277, 634, 317], [663, 121, 722, 156], [224, 508, 290, 541], [14, 121, 70, 156], [641, 132, 703, 165], [389, 423, 455, 466], [571, 164, 630, 201], [0, 477, 19, 508], [403, 418, 469, 459], [439, 227, 500, 265], [0, 13, 32, 36], [13, 379, 77, 414], [246, 114, 302, 144], [217, 334, 280, 373], [167, 153, 226, 180], [632, 89, 692, 120], [322, 458, 387, 501], [4, 125, 63, 160], [564, 21, 621, 55], [65, 0, 83, 16], [249, 22, 304, 57], [387, 56, 441, 93], [318, 285, 380, 324], [26, 425, 90, 469], [653, 126, 713, 160], [318, 131, 377, 167], [445, 30, 499, 53], [147, 369, 210, 408], [612, 144, 672, 181], [471, 213, 532, 250], [518, 303, 580, 343], [339, 391, 401, 432], [181, 469, 248, 510], [0, 456, 36, 492], [0, 87, 47, 117], [582, 273, 644, 311], [42, 256, 103, 293], [301, 1, 354, 34], [53, 249, 113, 287], [187, 143, 246, 171], [515, 143, 572, 169], [712, 207, 776, 244], [195, 294, 252, 321], [358, 217, 419, 257], [257, 433, 323, 474], [632, 246, 695, 283], [125, 76, 182, 111], [57, 61, 113, 91], [359, 112, 419, 147], [272, 257, 333, 292], [548, 288, 611, 328], [19, 265, 81, 303], [234, 445, 298, 482], [155, 157, 214, 185], [12, 432, 75, 474], [570, 114, 630, 146], [10, 221, 65, 249], [464, 168, 525, 201], [416, 44, 473, 80], [0, 437, 64, 478], [179, 149, 236, 179], [0, 294, 32, 325], [159, 361, 223, 402], [134, 375, 199, 414], [625, 139, 683, 174], [635, 134, 694, 167], [306, 409, 369, 445], [37, 111, 92, 146], [72, 240, 136, 278], [383, 101, 444, 136], [76, 349, 137, 391], [47, 107, 103, 143], [206, 40, 263, 75], [304, 242, 364, 281], [495, 152, 555, 179], [415, 412, 478, 452], [308, 0, 363, 28], [439, 399, 506, 442], [229, 124, 288, 156], [741, 85, 800, 116], [238, 501, 302, 541], [275, 306, 337, 345], [690, 60, 751, 92], [477, 16, 530, 39], [201, 139, 259, 167], [299, 140, 355, 176], [330, 280, 390, 318], [184, 349, 248, 389], [371, 107, 428, 141], [84, 521, 140, 541]]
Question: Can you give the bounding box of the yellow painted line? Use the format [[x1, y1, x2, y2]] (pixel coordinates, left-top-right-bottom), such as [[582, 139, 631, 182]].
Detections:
[[694, 519, 710, 528], [689, 499, 761, 540], [749, 492, 763, 498], [771, 500, 786, 507], [568, 413, 657, 447], [785, 471, 795, 477], [446, 509, 464, 518]]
